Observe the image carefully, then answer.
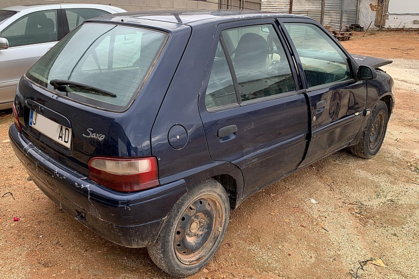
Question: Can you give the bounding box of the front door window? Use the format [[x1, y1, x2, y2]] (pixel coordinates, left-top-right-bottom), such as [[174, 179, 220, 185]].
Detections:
[[284, 23, 353, 88]]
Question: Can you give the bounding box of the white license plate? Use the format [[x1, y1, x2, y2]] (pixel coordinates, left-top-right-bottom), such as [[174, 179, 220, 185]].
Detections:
[[29, 110, 72, 149]]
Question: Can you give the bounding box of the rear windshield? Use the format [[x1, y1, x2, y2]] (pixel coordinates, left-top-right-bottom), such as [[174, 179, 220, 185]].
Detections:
[[0, 10, 17, 23], [27, 23, 168, 111]]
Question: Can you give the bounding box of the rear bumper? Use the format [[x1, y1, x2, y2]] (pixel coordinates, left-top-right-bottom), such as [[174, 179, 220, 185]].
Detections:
[[9, 124, 186, 248]]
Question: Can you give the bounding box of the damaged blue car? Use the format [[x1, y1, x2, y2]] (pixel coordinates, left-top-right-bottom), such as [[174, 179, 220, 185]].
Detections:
[[9, 10, 394, 277]]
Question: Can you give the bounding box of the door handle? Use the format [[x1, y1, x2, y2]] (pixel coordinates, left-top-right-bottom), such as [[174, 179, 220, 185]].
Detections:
[[217, 125, 237, 138], [315, 100, 326, 114], [316, 100, 326, 109]]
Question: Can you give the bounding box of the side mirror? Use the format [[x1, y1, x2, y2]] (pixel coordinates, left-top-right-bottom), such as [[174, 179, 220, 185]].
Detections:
[[358, 65, 377, 80], [0, 37, 9, 50]]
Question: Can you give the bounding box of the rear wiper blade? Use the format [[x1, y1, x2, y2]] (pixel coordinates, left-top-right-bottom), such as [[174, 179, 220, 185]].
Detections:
[[50, 79, 117, 98]]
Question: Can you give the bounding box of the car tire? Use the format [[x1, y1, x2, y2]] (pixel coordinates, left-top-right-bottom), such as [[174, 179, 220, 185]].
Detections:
[[350, 100, 389, 159], [147, 179, 230, 277]]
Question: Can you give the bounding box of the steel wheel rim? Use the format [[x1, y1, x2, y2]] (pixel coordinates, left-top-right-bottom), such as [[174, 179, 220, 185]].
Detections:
[[174, 195, 224, 265], [369, 111, 385, 150]]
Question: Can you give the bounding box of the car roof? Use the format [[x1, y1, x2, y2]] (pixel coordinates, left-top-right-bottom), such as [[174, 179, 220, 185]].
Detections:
[[2, 3, 120, 12], [90, 10, 310, 30]]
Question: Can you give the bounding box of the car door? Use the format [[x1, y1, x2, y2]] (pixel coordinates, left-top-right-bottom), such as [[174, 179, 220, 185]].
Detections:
[[199, 20, 310, 198], [0, 9, 60, 108], [280, 20, 366, 167]]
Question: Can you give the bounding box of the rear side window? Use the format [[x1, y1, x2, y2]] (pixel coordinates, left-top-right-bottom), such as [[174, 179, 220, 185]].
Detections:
[[27, 23, 168, 111], [65, 8, 109, 31], [1, 10, 57, 47]]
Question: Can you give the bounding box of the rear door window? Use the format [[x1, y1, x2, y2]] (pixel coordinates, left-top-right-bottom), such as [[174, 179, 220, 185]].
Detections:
[[205, 41, 238, 110], [27, 23, 168, 111], [65, 8, 109, 31], [221, 24, 296, 103], [1, 10, 58, 47]]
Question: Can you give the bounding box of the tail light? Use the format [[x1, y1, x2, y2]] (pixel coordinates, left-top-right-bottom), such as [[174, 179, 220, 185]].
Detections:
[[12, 103, 22, 132], [88, 157, 159, 192]]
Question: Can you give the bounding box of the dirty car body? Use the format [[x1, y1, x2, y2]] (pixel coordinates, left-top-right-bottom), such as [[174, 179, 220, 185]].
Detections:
[[9, 10, 394, 277]]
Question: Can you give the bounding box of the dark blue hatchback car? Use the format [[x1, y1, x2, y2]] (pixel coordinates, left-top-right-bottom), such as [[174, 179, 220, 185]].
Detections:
[[9, 10, 394, 277]]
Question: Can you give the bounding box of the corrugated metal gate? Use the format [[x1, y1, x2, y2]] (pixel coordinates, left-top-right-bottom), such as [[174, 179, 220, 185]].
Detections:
[[293, 0, 323, 23], [261, 0, 358, 30], [324, 0, 358, 30], [261, 0, 290, 13], [220, 0, 262, 10]]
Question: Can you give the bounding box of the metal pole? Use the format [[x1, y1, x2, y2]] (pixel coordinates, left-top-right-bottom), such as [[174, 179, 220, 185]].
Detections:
[[380, 0, 388, 31], [289, 0, 293, 14], [380, 1, 384, 30], [321, 0, 326, 25], [363, 21, 373, 37], [340, 0, 344, 30]]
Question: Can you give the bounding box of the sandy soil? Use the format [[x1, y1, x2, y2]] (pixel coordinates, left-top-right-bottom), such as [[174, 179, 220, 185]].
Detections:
[[1, 31, 419, 279]]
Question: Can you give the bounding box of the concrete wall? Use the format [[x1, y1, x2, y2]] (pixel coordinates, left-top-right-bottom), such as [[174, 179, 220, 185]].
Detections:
[[358, 0, 379, 30], [0, 0, 218, 11]]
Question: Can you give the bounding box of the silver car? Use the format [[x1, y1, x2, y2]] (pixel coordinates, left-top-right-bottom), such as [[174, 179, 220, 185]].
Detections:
[[0, 4, 125, 110]]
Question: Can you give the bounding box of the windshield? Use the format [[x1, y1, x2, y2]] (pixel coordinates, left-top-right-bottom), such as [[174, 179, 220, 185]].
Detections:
[[27, 23, 168, 111], [0, 10, 17, 24]]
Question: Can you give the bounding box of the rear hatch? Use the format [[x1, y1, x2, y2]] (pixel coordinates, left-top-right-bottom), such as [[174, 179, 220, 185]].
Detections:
[[15, 20, 190, 176]]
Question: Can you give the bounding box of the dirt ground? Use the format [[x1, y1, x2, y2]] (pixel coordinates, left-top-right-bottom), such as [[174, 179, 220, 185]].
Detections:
[[1, 31, 419, 279]]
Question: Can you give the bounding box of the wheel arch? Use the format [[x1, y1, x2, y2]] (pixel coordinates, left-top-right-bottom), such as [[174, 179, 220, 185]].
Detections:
[[379, 94, 394, 116], [212, 174, 240, 209], [180, 161, 244, 210]]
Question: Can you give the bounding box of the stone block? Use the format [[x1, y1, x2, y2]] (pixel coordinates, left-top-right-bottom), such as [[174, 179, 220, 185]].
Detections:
[[174, 0, 187, 9], [160, 0, 175, 8]]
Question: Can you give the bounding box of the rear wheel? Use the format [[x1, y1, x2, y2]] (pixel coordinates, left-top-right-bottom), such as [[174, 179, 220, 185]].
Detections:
[[350, 101, 389, 159], [147, 179, 230, 277]]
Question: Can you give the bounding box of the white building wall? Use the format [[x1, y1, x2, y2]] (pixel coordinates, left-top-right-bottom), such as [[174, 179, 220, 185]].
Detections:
[[385, 0, 419, 29], [388, 0, 419, 14], [358, 0, 379, 30], [358, 0, 419, 30]]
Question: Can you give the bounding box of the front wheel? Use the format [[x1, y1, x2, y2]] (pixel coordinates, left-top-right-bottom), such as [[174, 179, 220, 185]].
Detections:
[[350, 100, 389, 159], [147, 179, 230, 277]]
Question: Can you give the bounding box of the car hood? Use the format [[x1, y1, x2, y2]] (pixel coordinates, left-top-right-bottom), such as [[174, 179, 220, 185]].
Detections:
[[352, 54, 393, 68]]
